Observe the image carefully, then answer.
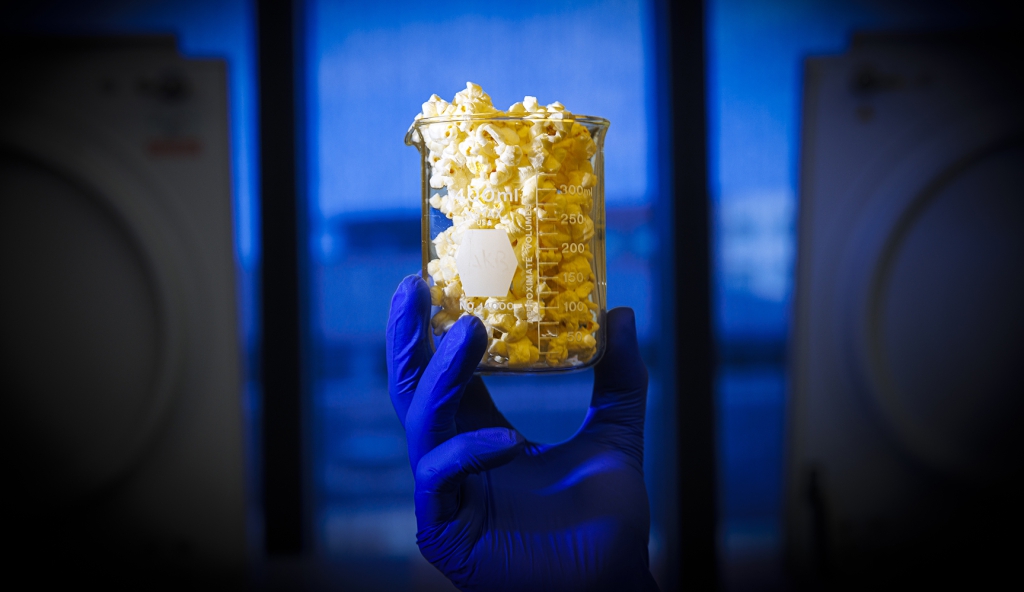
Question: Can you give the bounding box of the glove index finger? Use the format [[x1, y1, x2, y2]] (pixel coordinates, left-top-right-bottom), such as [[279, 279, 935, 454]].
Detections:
[[386, 274, 433, 429], [405, 314, 487, 470]]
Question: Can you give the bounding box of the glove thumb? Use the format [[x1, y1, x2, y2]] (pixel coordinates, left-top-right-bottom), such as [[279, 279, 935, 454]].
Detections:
[[414, 427, 524, 526], [582, 307, 648, 464]]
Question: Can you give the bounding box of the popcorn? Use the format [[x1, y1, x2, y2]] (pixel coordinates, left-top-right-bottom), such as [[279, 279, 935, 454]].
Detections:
[[411, 82, 602, 369]]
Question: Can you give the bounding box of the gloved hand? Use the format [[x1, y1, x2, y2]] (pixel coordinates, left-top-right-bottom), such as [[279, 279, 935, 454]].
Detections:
[[386, 275, 659, 592]]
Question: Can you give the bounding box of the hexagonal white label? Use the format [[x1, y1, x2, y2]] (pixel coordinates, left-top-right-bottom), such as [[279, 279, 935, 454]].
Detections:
[[456, 229, 517, 297]]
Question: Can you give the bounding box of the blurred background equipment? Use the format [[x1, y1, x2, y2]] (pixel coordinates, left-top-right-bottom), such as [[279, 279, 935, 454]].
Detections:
[[787, 32, 1024, 587], [0, 37, 245, 585]]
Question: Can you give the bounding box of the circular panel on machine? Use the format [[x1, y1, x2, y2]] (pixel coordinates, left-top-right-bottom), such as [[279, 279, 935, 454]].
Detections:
[[867, 141, 1024, 477], [0, 152, 175, 505]]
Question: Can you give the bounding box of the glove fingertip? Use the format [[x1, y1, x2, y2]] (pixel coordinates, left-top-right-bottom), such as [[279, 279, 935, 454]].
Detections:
[[388, 276, 430, 334], [441, 314, 488, 358], [596, 308, 645, 379], [480, 426, 525, 448], [395, 273, 427, 304], [459, 313, 488, 342], [607, 307, 639, 349], [505, 427, 525, 447], [400, 273, 426, 291]]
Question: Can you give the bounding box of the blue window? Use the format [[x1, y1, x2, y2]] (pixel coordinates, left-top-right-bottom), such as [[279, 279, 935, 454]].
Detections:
[[305, 1, 671, 587]]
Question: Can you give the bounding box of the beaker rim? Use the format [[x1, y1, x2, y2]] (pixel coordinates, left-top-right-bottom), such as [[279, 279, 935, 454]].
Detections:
[[405, 113, 610, 146]]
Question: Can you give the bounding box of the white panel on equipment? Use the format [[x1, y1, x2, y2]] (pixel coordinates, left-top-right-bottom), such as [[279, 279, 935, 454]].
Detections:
[[0, 37, 244, 585], [787, 33, 1024, 587]]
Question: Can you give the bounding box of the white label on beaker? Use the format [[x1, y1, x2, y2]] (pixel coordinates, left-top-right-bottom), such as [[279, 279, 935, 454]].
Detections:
[[456, 229, 516, 297]]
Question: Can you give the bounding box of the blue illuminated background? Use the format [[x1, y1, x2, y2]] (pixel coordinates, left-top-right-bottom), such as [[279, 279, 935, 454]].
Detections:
[[304, 1, 668, 588]]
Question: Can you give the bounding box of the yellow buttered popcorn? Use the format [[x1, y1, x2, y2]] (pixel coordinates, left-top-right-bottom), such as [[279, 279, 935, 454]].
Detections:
[[408, 82, 607, 371]]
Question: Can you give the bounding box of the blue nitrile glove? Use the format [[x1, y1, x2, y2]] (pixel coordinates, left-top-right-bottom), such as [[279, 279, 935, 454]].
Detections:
[[386, 275, 659, 592]]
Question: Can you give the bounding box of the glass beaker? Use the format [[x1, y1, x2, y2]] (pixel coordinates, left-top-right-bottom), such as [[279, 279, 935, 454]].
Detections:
[[406, 113, 609, 373]]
